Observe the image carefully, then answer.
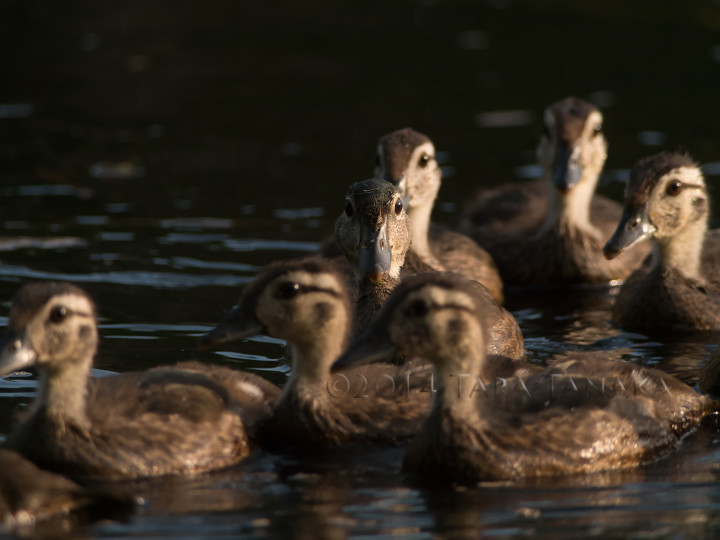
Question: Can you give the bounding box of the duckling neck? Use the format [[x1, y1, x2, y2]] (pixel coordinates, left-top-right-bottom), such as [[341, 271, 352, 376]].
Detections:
[[35, 362, 91, 430], [654, 219, 707, 280], [356, 275, 401, 333], [407, 202, 440, 266], [286, 316, 350, 393], [540, 172, 597, 234], [433, 338, 486, 417]]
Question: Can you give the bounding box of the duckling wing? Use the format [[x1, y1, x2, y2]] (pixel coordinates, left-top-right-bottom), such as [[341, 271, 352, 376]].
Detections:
[[428, 224, 504, 304], [456, 178, 547, 246]]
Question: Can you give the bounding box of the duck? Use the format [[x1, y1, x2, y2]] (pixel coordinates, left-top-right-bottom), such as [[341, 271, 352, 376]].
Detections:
[[201, 257, 432, 449], [332, 272, 714, 483], [0, 449, 133, 527], [604, 152, 720, 331], [374, 127, 504, 303], [334, 178, 525, 363], [0, 281, 280, 479], [455, 96, 650, 286]]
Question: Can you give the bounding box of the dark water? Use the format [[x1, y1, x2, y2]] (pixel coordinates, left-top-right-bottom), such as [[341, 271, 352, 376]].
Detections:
[[3, 0, 720, 536]]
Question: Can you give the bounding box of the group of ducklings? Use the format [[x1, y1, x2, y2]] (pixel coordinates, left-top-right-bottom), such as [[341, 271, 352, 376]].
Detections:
[[2, 95, 720, 525]]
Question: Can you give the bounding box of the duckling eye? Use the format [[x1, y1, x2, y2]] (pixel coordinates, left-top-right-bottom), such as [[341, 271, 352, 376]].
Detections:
[[406, 300, 429, 317], [49, 306, 68, 324], [418, 153, 430, 168], [394, 198, 403, 215], [666, 180, 682, 196], [592, 124, 602, 136], [344, 201, 354, 217], [542, 124, 551, 139], [275, 282, 301, 300], [374, 154, 381, 168]]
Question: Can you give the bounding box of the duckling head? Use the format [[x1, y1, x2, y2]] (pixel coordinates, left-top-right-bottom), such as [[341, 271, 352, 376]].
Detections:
[[604, 152, 707, 274], [374, 128, 440, 216], [0, 282, 98, 377], [333, 273, 489, 381], [202, 258, 352, 378], [537, 97, 607, 195], [334, 178, 413, 284]]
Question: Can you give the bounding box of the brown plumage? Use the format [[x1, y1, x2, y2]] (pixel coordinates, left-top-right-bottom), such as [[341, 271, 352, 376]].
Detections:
[[375, 128, 504, 303], [0, 449, 133, 527], [456, 97, 650, 286], [333, 272, 714, 484], [0, 282, 280, 479], [201, 257, 432, 449], [604, 152, 720, 330]]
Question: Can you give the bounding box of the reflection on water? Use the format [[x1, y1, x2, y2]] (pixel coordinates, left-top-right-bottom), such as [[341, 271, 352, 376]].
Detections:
[[2, 0, 720, 536]]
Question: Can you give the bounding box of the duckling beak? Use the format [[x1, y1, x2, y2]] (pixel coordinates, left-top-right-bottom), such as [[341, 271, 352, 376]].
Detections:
[[552, 141, 583, 193], [0, 331, 37, 376], [200, 305, 265, 349], [331, 327, 395, 372], [603, 206, 656, 260], [359, 221, 392, 283]]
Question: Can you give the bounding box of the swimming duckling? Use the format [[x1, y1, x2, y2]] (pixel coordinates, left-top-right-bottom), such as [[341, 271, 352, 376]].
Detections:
[[201, 257, 432, 448], [0, 449, 133, 527], [0, 282, 280, 478], [334, 179, 524, 362], [456, 96, 649, 285], [604, 152, 720, 331], [375, 128, 504, 303], [333, 272, 714, 483], [334, 178, 412, 334]]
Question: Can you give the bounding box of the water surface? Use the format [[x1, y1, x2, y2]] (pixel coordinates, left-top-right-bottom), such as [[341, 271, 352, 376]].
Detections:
[[2, 0, 720, 536]]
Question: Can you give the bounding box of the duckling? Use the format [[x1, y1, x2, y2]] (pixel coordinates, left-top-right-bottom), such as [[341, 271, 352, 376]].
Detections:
[[334, 179, 524, 362], [0, 281, 280, 478], [333, 272, 714, 483], [201, 257, 432, 448], [456, 96, 650, 285], [0, 449, 133, 527], [334, 178, 412, 334], [375, 128, 504, 303], [604, 152, 720, 330]]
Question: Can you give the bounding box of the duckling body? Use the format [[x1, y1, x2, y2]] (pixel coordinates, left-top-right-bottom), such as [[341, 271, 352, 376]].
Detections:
[[202, 257, 432, 448], [333, 272, 713, 483], [456, 97, 649, 286], [604, 152, 720, 331], [334, 179, 524, 363], [375, 128, 504, 303], [0, 282, 280, 479]]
